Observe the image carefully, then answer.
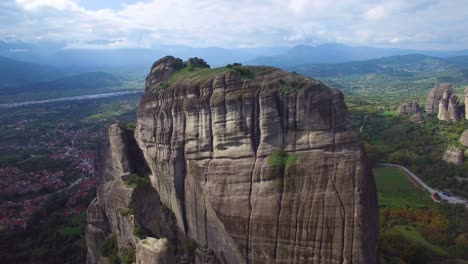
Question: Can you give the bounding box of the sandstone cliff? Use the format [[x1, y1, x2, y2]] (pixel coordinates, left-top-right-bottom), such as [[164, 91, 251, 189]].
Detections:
[[87, 56, 379, 264], [425, 84, 452, 114], [465, 88, 468, 120], [398, 101, 420, 115], [438, 90, 461, 122], [86, 125, 168, 264]]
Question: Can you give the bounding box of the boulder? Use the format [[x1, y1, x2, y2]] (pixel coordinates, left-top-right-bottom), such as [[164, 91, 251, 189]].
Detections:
[[460, 130, 468, 147], [409, 113, 425, 123], [136, 238, 176, 264], [443, 145, 464, 165]]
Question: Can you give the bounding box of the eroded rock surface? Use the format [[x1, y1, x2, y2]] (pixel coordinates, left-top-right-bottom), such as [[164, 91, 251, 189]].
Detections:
[[443, 145, 465, 165], [86, 125, 161, 264], [409, 113, 425, 124], [136, 238, 176, 264], [398, 101, 421, 115], [425, 84, 452, 114], [438, 90, 460, 122], [460, 130, 468, 147], [131, 56, 379, 264], [465, 88, 468, 120]]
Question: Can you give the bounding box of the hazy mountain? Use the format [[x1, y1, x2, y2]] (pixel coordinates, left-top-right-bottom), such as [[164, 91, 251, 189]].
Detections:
[[291, 54, 460, 77], [0, 56, 64, 87], [248, 44, 468, 68]]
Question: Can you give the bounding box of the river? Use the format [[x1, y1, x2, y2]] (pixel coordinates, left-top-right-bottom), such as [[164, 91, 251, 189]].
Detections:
[[0, 90, 143, 108]]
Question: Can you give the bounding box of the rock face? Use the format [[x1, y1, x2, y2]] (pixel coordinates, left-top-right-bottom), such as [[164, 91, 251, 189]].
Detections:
[[145, 56, 184, 89], [438, 90, 460, 122], [460, 130, 468, 147], [409, 113, 425, 124], [398, 101, 420, 115], [136, 238, 176, 264], [86, 125, 162, 264], [443, 145, 465, 165], [130, 56, 379, 263], [425, 84, 452, 114], [465, 88, 468, 120]]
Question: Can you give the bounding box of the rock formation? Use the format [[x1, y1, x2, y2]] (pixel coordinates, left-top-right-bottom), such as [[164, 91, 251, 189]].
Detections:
[[409, 113, 425, 124], [398, 101, 421, 115], [443, 145, 465, 165], [136, 238, 176, 264], [465, 88, 468, 120], [438, 90, 460, 122], [460, 130, 468, 147], [86, 125, 164, 264], [87, 56, 379, 264], [425, 84, 452, 114]]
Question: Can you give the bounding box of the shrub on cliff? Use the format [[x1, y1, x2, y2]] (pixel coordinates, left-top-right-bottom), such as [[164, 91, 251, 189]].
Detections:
[[268, 151, 298, 169], [102, 235, 119, 264]]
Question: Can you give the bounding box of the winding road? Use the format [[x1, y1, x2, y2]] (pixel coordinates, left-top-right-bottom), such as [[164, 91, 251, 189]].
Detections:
[[378, 163, 468, 207]]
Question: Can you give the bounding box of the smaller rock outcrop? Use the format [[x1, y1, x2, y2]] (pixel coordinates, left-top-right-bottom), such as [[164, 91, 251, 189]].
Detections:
[[86, 125, 161, 264], [443, 145, 465, 165], [398, 101, 421, 115], [409, 113, 425, 123], [145, 56, 184, 90], [136, 238, 176, 264], [460, 130, 468, 147], [425, 84, 452, 114], [465, 88, 468, 120], [438, 90, 460, 122]]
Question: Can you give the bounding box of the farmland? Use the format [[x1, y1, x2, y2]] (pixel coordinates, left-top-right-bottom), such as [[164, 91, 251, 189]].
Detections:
[[374, 166, 468, 262], [373, 167, 432, 208]]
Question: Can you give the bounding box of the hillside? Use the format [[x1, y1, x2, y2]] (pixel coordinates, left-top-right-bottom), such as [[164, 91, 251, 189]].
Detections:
[[248, 44, 468, 68], [0, 56, 63, 86], [291, 54, 468, 107]]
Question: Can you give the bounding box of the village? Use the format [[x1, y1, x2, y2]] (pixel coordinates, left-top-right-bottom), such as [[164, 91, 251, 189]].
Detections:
[[0, 119, 102, 231]]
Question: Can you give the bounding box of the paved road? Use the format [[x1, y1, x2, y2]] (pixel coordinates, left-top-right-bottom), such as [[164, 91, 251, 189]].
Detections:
[[378, 163, 468, 207]]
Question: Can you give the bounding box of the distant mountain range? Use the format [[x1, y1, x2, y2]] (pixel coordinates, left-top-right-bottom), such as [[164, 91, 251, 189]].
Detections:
[[1, 41, 467, 70], [0, 56, 64, 87], [290, 54, 468, 77], [247, 44, 468, 68]]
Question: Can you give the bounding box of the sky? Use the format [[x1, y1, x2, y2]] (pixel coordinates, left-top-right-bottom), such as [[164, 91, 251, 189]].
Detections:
[[1, 0, 467, 50]]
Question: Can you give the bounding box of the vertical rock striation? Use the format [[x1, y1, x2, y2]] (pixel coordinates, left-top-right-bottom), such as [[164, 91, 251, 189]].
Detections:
[[398, 101, 420, 115], [438, 90, 460, 122], [86, 125, 162, 264], [465, 88, 468, 120], [425, 84, 452, 114], [130, 56, 379, 264]]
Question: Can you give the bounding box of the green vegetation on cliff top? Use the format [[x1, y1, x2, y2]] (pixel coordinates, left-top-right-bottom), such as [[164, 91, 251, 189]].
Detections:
[[151, 63, 276, 92]]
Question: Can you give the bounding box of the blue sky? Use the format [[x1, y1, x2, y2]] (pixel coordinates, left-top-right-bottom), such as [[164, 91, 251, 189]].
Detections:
[[1, 0, 468, 50]]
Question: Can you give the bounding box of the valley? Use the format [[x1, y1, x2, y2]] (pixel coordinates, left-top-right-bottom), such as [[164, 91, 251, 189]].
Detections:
[[0, 53, 467, 264], [0, 94, 140, 263]]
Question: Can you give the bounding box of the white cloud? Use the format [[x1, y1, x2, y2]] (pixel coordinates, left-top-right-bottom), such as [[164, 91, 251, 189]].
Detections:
[[16, 0, 79, 11], [364, 6, 388, 20], [1, 0, 468, 50]]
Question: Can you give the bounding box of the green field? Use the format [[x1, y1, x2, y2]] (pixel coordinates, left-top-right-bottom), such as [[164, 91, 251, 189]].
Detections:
[[373, 167, 433, 208], [391, 226, 446, 256]]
